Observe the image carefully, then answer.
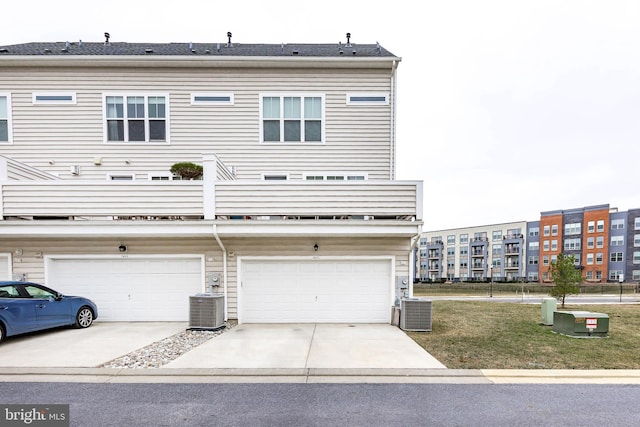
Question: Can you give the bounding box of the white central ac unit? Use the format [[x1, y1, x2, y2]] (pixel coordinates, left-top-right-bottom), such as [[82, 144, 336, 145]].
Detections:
[[400, 298, 432, 332], [189, 294, 224, 330]]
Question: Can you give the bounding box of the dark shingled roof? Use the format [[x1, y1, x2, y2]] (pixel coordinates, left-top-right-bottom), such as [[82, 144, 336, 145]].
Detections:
[[0, 42, 397, 58]]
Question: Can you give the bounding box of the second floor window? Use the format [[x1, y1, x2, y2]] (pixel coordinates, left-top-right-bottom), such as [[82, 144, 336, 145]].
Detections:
[[262, 95, 323, 143], [0, 94, 10, 142], [105, 95, 167, 142]]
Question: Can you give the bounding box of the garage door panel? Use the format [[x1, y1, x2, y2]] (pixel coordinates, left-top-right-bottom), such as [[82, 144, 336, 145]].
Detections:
[[48, 257, 203, 321], [241, 259, 391, 323]]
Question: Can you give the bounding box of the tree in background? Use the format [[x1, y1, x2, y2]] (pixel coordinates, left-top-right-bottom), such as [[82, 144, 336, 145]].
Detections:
[[549, 253, 583, 308]]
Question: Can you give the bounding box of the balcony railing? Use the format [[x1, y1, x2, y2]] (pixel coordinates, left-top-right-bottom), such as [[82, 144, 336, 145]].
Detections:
[[0, 180, 422, 222]]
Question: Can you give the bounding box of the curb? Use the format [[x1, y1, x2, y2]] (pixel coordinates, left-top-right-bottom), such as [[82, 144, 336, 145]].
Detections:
[[1, 368, 639, 384]]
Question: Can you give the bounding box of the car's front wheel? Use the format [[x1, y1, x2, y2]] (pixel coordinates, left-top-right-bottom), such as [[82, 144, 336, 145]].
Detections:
[[0, 323, 5, 344], [75, 307, 94, 328]]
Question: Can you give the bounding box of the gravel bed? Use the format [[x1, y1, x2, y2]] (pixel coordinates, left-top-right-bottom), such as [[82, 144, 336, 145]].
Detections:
[[99, 322, 235, 369]]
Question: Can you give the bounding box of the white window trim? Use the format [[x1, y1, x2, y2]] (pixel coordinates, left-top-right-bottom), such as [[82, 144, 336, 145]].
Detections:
[[346, 93, 389, 105], [259, 93, 325, 144], [0, 93, 12, 144], [33, 92, 77, 105], [102, 93, 170, 144], [107, 173, 135, 181], [191, 93, 234, 105], [148, 173, 173, 181]]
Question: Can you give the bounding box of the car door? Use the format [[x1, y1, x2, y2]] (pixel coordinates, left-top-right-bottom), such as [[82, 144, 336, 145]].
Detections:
[[0, 285, 39, 334], [22, 285, 72, 329]]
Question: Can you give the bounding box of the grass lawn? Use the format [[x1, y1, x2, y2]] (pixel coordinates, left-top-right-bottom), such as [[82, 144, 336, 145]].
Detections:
[[406, 301, 640, 369]]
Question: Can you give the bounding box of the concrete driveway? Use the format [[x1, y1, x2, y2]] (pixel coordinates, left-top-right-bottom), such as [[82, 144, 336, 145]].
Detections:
[[0, 322, 187, 368], [164, 324, 446, 369]]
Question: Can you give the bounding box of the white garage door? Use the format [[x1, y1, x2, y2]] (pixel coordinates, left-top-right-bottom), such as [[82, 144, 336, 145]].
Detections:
[[240, 259, 392, 323], [47, 256, 203, 321]]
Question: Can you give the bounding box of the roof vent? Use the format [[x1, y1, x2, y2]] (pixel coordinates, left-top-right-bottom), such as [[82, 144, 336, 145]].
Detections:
[[216, 43, 220, 52], [292, 50, 299, 55], [226, 31, 232, 47], [79, 40, 83, 47], [205, 49, 211, 54], [352, 50, 356, 55], [0, 48, 8, 53], [281, 42, 284, 53], [376, 42, 381, 53], [104, 32, 110, 45], [189, 42, 193, 50], [145, 48, 153, 54], [346, 32, 352, 47], [44, 48, 51, 54]]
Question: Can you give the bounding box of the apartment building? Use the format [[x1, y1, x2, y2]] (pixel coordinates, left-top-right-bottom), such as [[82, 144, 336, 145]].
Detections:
[[418, 204, 640, 284]]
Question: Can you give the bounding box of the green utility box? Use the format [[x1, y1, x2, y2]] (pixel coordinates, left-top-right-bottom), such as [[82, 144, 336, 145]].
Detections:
[[552, 311, 609, 337], [541, 298, 557, 325]]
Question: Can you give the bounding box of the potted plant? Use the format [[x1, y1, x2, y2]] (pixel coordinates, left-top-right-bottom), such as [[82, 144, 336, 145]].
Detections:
[[170, 162, 203, 180]]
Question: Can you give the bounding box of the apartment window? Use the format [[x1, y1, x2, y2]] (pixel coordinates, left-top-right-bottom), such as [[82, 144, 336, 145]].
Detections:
[[551, 225, 558, 236], [0, 94, 10, 142], [33, 92, 76, 104], [528, 256, 538, 265], [492, 230, 502, 241], [190, 93, 234, 105], [551, 240, 558, 251], [586, 271, 593, 280], [492, 258, 501, 268], [596, 236, 604, 248], [586, 253, 594, 265], [492, 244, 502, 256], [609, 270, 623, 281], [528, 227, 539, 237], [529, 241, 539, 251], [507, 228, 521, 236], [459, 234, 468, 244], [105, 94, 167, 142], [573, 254, 581, 266], [460, 260, 468, 268], [346, 93, 389, 105], [447, 260, 455, 269], [542, 256, 549, 266], [634, 251, 640, 264], [610, 252, 623, 262], [564, 223, 581, 235], [611, 236, 624, 246], [596, 271, 602, 280], [543, 225, 550, 236], [542, 272, 549, 281], [564, 238, 581, 251], [263, 174, 288, 181], [587, 221, 595, 233], [460, 247, 468, 256], [543, 240, 549, 251], [304, 173, 367, 181], [447, 235, 455, 245], [595, 253, 603, 265], [597, 220, 605, 232], [635, 217, 640, 230], [419, 238, 427, 246], [635, 234, 640, 247], [262, 94, 323, 143], [611, 219, 625, 230], [587, 237, 595, 249], [446, 247, 455, 256], [633, 270, 640, 281], [528, 272, 539, 281]]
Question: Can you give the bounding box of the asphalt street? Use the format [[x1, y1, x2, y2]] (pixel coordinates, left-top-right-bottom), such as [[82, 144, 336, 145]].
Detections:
[[1, 382, 639, 426]]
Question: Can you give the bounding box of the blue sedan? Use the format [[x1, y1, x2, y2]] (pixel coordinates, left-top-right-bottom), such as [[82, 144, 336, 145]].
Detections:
[[0, 281, 98, 343]]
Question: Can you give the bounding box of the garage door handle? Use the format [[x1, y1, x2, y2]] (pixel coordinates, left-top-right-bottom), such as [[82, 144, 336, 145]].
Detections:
[[36, 304, 46, 308]]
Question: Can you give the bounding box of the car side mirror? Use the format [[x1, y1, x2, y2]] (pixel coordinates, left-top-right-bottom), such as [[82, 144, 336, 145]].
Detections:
[[55, 293, 64, 301]]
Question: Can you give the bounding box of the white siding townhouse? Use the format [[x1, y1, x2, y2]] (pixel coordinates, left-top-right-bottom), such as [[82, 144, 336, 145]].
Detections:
[[0, 35, 422, 323]]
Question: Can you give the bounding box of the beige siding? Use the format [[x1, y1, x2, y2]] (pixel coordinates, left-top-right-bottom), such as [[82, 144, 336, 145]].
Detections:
[[1, 236, 411, 320], [0, 156, 58, 180], [0, 68, 393, 180]]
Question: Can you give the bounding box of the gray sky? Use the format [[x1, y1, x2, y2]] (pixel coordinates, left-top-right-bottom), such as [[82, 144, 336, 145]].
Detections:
[[4, 0, 639, 230]]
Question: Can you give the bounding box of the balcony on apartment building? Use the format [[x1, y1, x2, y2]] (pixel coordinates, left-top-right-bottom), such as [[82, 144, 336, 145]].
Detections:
[[471, 248, 485, 256], [0, 155, 423, 223]]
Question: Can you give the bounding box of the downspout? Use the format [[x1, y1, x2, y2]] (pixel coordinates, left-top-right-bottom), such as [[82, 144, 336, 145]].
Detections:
[[390, 59, 399, 180], [408, 229, 422, 298], [212, 223, 228, 321]]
